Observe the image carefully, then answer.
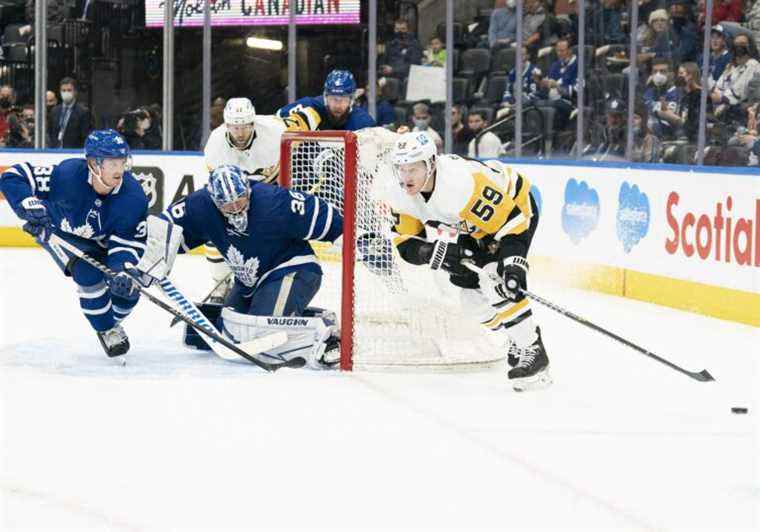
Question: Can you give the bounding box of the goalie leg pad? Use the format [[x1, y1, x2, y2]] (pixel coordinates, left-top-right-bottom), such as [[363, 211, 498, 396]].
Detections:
[[220, 307, 337, 369], [183, 302, 224, 350], [246, 268, 322, 317]]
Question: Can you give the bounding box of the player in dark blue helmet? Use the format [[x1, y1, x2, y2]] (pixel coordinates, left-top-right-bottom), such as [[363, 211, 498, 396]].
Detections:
[[0, 129, 149, 358], [277, 69, 376, 131]]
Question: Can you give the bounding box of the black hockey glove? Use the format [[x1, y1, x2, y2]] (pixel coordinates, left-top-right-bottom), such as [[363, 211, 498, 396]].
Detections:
[[496, 256, 529, 302], [420, 240, 475, 276]]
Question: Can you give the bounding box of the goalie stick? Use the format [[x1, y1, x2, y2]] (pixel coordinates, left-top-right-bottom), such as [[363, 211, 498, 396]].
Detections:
[[46, 233, 303, 371], [463, 262, 715, 383], [168, 272, 232, 328]]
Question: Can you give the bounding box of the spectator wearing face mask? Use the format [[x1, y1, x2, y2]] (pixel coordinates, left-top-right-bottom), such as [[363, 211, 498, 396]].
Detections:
[[407, 102, 443, 152], [671, 62, 703, 142], [643, 58, 680, 140], [467, 110, 502, 158], [488, 0, 518, 50], [48, 77, 92, 149], [379, 19, 423, 79], [710, 34, 760, 120], [538, 38, 577, 131]]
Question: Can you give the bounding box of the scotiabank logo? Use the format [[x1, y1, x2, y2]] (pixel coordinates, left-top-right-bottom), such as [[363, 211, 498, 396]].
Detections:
[[665, 192, 760, 266]]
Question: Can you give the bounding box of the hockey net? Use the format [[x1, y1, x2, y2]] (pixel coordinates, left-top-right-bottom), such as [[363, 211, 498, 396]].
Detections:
[[279, 129, 503, 371]]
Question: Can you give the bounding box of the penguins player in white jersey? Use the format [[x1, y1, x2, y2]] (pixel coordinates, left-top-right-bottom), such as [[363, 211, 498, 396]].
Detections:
[[384, 131, 551, 391], [202, 97, 297, 303]]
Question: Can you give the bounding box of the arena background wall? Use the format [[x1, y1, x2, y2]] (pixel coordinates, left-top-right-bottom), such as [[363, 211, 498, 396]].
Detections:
[[1, 149, 758, 327]]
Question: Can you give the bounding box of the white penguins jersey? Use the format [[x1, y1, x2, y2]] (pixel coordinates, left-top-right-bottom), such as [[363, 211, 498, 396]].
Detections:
[[382, 154, 534, 247], [203, 114, 287, 184]]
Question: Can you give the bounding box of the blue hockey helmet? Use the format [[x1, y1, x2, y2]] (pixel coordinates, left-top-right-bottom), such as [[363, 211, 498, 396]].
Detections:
[[208, 164, 251, 233], [323, 70, 357, 98], [85, 129, 131, 161]]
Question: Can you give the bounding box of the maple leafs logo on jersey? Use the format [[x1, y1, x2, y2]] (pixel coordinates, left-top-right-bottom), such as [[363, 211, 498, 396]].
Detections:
[[60, 217, 95, 239], [226, 244, 260, 287]]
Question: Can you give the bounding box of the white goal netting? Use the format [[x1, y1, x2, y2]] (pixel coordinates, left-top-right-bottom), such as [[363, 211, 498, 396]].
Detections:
[[280, 128, 503, 371]]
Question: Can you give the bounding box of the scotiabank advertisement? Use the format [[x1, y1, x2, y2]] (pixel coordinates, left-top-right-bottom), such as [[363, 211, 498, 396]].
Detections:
[[511, 162, 760, 296]]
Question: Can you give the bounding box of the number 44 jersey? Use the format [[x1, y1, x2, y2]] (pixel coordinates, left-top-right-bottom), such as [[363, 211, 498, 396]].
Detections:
[[384, 155, 534, 247]]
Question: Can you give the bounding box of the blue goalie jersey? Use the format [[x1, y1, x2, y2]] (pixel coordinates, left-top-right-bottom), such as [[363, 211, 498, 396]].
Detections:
[[164, 181, 343, 291], [0, 158, 149, 272], [277, 96, 376, 131]]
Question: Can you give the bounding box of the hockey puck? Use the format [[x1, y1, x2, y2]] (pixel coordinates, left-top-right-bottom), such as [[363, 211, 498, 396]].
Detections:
[[731, 407, 748, 414]]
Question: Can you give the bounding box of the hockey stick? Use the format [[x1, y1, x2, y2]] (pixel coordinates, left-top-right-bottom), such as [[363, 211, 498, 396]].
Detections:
[[463, 262, 715, 382], [155, 277, 292, 365], [47, 234, 303, 371], [168, 272, 232, 328]]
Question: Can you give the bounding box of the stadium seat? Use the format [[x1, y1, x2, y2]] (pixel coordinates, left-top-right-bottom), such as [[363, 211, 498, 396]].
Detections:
[[491, 48, 516, 74], [452, 77, 470, 103], [458, 48, 491, 82], [483, 75, 507, 104]]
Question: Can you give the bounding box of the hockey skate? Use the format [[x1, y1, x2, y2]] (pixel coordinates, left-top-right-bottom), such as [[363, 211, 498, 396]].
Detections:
[[318, 334, 341, 368], [97, 324, 130, 358], [507, 327, 551, 392]]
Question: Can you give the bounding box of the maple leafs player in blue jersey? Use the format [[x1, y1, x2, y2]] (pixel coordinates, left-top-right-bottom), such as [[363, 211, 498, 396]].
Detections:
[[162, 165, 344, 367], [0, 130, 148, 358], [277, 69, 376, 131]]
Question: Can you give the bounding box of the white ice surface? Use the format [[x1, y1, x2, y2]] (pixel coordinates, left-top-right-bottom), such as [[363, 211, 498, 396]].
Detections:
[[1, 249, 757, 531]]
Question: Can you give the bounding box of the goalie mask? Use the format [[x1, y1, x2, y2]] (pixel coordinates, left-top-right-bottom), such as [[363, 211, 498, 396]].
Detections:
[[391, 131, 437, 192], [208, 165, 251, 232]]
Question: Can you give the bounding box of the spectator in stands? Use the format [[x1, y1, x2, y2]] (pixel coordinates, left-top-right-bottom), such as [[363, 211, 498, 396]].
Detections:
[[423, 36, 447, 67], [638, 5, 696, 67], [637, 9, 673, 66], [592, 0, 627, 46], [467, 110, 502, 158], [523, 0, 547, 54], [538, 38, 577, 131], [498, 46, 542, 118], [143, 104, 162, 150], [45, 90, 57, 130], [488, 0, 518, 50], [354, 80, 396, 127], [6, 103, 33, 148], [699, 25, 732, 90], [644, 58, 681, 140], [48, 77, 92, 149], [637, 0, 669, 28], [451, 104, 475, 156], [674, 62, 703, 142], [668, 0, 698, 63], [632, 104, 662, 163], [0, 85, 17, 145], [409, 102, 443, 152], [583, 98, 627, 160], [379, 18, 423, 79], [711, 34, 760, 122], [118, 108, 151, 150]]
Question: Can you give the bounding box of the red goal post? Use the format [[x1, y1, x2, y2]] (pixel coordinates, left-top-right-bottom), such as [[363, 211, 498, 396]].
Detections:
[[279, 129, 504, 372]]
